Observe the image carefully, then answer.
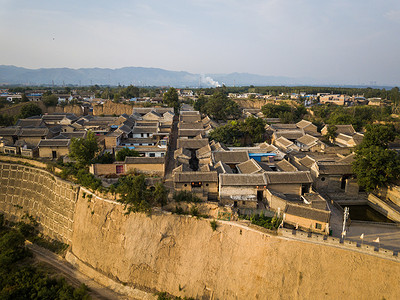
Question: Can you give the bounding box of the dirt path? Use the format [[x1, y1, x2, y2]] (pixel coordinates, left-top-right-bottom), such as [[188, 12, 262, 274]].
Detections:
[[26, 242, 131, 300]]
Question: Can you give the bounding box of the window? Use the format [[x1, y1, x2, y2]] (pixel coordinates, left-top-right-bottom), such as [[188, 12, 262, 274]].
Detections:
[[191, 182, 202, 188], [141, 133, 144, 137], [116, 165, 124, 174], [242, 201, 246, 205], [315, 223, 322, 230], [149, 153, 155, 157], [205, 183, 209, 187], [161, 153, 164, 157], [184, 184, 187, 187], [321, 177, 326, 182]]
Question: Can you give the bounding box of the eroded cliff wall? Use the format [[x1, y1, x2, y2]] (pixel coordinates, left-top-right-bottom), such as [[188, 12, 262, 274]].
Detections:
[[71, 190, 400, 300], [0, 162, 78, 243], [1, 162, 400, 299]]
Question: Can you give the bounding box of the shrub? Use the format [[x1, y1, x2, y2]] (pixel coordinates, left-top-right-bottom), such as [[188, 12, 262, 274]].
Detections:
[[173, 191, 201, 203], [210, 220, 218, 231]]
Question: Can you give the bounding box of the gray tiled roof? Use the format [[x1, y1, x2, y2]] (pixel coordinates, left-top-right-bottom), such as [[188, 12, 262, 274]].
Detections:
[[177, 138, 209, 150], [214, 161, 233, 174], [19, 128, 49, 137], [317, 162, 353, 175], [173, 171, 218, 183], [15, 119, 45, 128], [276, 159, 297, 172], [38, 139, 70, 147], [219, 173, 267, 186], [178, 122, 204, 130], [274, 130, 305, 141], [285, 204, 330, 223], [0, 127, 20, 136], [132, 126, 158, 134], [124, 157, 165, 164], [212, 151, 249, 165], [264, 171, 313, 184], [237, 159, 263, 174], [296, 134, 319, 146], [178, 129, 205, 137]]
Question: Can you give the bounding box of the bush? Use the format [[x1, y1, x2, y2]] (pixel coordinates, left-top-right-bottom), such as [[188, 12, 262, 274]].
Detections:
[[210, 220, 218, 231], [173, 191, 201, 203]]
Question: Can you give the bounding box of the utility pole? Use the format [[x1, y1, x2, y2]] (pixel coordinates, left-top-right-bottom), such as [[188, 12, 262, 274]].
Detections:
[[341, 207, 349, 239]]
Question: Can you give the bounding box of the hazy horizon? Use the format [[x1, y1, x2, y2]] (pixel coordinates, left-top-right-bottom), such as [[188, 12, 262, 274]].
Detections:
[[1, 0, 400, 86]]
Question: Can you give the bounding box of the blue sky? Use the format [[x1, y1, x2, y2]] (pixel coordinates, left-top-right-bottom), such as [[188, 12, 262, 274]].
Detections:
[[1, 0, 400, 85]]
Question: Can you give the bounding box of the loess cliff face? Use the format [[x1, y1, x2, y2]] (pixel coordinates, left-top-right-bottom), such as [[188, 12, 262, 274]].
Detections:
[[72, 192, 400, 300]]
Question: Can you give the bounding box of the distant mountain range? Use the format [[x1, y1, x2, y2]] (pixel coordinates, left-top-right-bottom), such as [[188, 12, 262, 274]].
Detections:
[[0, 65, 316, 87]]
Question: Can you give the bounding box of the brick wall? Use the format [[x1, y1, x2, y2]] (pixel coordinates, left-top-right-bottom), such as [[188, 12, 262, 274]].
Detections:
[[0, 162, 79, 244]]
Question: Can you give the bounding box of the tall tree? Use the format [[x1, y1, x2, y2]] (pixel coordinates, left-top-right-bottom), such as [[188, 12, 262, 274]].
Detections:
[[69, 131, 99, 166], [19, 103, 42, 119], [353, 124, 400, 191], [42, 94, 58, 107], [163, 87, 180, 114], [117, 174, 152, 213]]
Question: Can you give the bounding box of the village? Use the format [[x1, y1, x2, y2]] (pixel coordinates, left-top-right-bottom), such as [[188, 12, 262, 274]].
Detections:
[[1, 86, 400, 254]]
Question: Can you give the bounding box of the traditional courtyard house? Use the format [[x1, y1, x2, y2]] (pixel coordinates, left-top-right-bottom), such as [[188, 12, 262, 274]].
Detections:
[[274, 136, 300, 153], [120, 138, 157, 147], [295, 134, 326, 152], [212, 151, 249, 172], [18, 128, 51, 148], [296, 120, 318, 135], [272, 130, 305, 144], [335, 133, 364, 148], [131, 126, 159, 139], [90, 156, 165, 177], [236, 159, 272, 174], [321, 124, 355, 136], [174, 148, 192, 166], [219, 173, 267, 208], [38, 139, 70, 159], [173, 171, 218, 201], [177, 138, 209, 150], [129, 145, 166, 158], [0, 127, 20, 145], [283, 203, 330, 234], [42, 113, 78, 127], [142, 110, 163, 121], [15, 118, 46, 128], [179, 111, 202, 123], [104, 131, 123, 150], [124, 157, 165, 176], [275, 159, 298, 172], [264, 171, 313, 196], [310, 159, 359, 196]]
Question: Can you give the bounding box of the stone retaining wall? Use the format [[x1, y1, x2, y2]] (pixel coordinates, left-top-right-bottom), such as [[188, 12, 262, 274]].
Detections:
[[278, 227, 400, 262], [0, 162, 79, 243]]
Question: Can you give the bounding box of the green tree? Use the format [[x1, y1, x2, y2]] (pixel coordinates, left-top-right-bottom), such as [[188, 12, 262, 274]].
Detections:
[[42, 94, 58, 107], [115, 147, 140, 161], [193, 94, 208, 113], [153, 182, 168, 207], [123, 85, 140, 98], [19, 103, 42, 119], [353, 124, 400, 191], [325, 124, 337, 142], [205, 90, 241, 121], [359, 124, 396, 149], [21, 93, 29, 102], [117, 174, 152, 213], [163, 87, 180, 114], [70, 131, 99, 166], [353, 146, 400, 192]]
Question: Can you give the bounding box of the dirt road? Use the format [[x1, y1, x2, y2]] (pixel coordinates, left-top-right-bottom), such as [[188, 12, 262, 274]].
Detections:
[[27, 242, 131, 300]]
